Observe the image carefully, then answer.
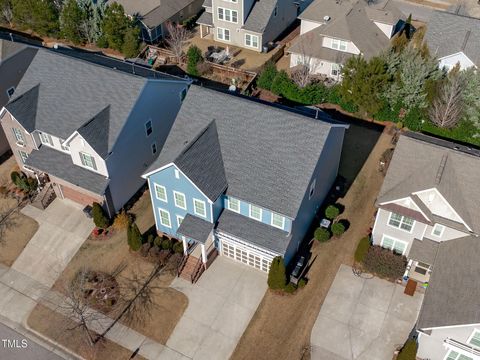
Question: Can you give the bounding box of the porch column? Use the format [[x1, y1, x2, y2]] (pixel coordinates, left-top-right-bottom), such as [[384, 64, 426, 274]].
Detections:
[[200, 25, 203, 38], [182, 237, 188, 255], [201, 243, 207, 265]]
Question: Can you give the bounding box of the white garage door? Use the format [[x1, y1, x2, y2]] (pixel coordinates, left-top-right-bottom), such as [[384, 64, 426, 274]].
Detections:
[[218, 232, 275, 273]]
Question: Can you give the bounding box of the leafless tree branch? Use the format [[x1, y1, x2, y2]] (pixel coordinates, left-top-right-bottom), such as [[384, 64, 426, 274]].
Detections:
[[165, 22, 191, 63], [429, 73, 465, 129]]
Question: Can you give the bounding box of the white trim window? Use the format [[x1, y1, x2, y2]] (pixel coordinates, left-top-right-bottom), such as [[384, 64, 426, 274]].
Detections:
[[444, 350, 473, 360], [227, 197, 240, 213], [249, 205, 262, 221], [12, 128, 24, 143], [154, 184, 167, 202], [217, 7, 238, 23], [217, 27, 230, 41], [158, 208, 172, 228], [468, 329, 480, 348], [174, 191, 187, 210], [245, 34, 259, 48], [60, 139, 70, 152], [177, 215, 184, 227], [388, 212, 415, 232], [431, 223, 445, 237], [6, 86, 15, 99], [145, 120, 153, 137], [193, 198, 207, 218], [331, 39, 347, 51], [380, 235, 408, 255], [271, 213, 285, 230], [39, 132, 53, 146], [79, 152, 97, 170], [331, 63, 341, 77], [18, 150, 28, 164]]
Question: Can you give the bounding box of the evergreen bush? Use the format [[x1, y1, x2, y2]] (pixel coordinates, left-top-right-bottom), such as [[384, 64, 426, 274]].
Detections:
[[161, 238, 172, 251], [314, 228, 331, 242], [173, 241, 184, 254], [331, 222, 346, 237], [325, 205, 340, 220], [257, 62, 278, 91], [92, 202, 109, 229], [186, 45, 202, 76], [128, 222, 143, 251], [354, 237, 371, 263], [267, 256, 287, 290]]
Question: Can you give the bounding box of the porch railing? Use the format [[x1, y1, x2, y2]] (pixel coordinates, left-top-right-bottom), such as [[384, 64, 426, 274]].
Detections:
[[190, 256, 204, 284], [177, 253, 189, 277]]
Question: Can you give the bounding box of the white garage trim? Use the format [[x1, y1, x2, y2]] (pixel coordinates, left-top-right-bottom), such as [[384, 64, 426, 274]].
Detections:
[[216, 231, 279, 273]]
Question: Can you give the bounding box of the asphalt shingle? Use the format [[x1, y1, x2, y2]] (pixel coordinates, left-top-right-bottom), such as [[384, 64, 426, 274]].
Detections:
[[177, 213, 214, 244]]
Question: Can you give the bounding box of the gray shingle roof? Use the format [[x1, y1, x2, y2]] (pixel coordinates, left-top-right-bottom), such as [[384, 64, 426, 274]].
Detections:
[[377, 133, 480, 234], [216, 209, 291, 254], [77, 106, 111, 159], [417, 235, 480, 329], [243, 0, 278, 33], [25, 146, 110, 195], [146, 85, 336, 218], [425, 11, 480, 66], [408, 238, 439, 265], [6, 49, 146, 152], [197, 11, 213, 26], [177, 213, 214, 244], [5, 84, 39, 133], [174, 121, 227, 201], [202, 0, 211, 7], [0, 39, 26, 61]]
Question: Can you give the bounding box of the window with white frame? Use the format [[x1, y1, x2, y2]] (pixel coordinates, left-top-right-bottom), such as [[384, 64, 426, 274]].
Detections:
[[331, 39, 347, 51], [380, 235, 407, 255], [249, 205, 262, 221], [468, 329, 480, 348], [309, 179, 316, 199], [7, 87, 15, 99], [271, 213, 285, 229], [145, 120, 153, 136], [331, 63, 341, 76], [217, 27, 230, 41], [431, 223, 445, 237], [193, 198, 207, 218], [445, 350, 473, 360], [158, 208, 171, 228], [79, 152, 97, 170], [227, 197, 240, 213], [217, 7, 237, 23], [60, 139, 70, 152], [12, 128, 24, 143], [18, 150, 28, 163], [177, 215, 184, 227], [174, 191, 187, 209], [388, 212, 415, 232], [39, 132, 53, 146], [154, 184, 167, 202], [151, 142, 157, 155], [245, 34, 259, 48]]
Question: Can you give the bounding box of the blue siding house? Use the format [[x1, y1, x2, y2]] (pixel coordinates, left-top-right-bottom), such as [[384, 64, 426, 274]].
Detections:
[[143, 86, 347, 277]]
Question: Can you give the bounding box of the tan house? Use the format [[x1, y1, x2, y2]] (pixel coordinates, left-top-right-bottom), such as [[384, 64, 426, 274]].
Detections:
[[0, 47, 189, 215]]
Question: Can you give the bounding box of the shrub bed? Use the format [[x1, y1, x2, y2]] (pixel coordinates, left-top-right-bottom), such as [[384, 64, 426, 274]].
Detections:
[[363, 245, 407, 280]]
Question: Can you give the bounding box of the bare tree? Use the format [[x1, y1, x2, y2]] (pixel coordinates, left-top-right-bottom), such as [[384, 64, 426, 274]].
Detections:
[[0, 2, 13, 27], [165, 22, 191, 63], [429, 73, 465, 129], [0, 198, 22, 244], [290, 34, 314, 88]]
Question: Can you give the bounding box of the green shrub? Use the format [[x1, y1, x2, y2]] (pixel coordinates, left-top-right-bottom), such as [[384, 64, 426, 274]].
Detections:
[[154, 236, 162, 248], [187, 45, 203, 76], [331, 222, 346, 237], [267, 256, 287, 290], [147, 234, 154, 245], [397, 339, 417, 360], [92, 202, 109, 229], [298, 278, 307, 288], [10, 171, 21, 185], [173, 241, 184, 254], [325, 205, 340, 220], [161, 238, 172, 250], [284, 283, 296, 294], [128, 222, 143, 251], [314, 228, 331, 242], [355, 237, 370, 263], [270, 70, 290, 96], [257, 62, 278, 91], [363, 245, 407, 279]]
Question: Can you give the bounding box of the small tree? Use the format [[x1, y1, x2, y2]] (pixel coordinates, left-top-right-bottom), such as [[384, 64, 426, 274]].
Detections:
[[314, 227, 331, 242], [91, 202, 109, 229], [267, 256, 287, 290], [331, 222, 345, 237], [429, 71, 465, 129], [128, 222, 143, 251], [186, 45, 202, 76], [60, 0, 87, 44], [165, 22, 191, 63], [325, 205, 340, 220], [101, 2, 130, 51], [122, 26, 140, 58], [11, 0, 59, 36], [112, 210, 130, 231], [257, 62, 278, 91]]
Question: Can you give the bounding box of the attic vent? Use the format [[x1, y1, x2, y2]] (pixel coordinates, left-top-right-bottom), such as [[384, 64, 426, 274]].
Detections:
[[323, 15, 331, 21], [435, 154, 448, 185]]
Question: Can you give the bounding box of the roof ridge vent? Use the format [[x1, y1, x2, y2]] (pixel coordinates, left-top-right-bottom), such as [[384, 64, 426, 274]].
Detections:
[[435, 154, 448, 185]]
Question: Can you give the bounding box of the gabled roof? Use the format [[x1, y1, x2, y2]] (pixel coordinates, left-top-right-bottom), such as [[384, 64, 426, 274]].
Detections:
[[417, 235, 480, 329], [0, 39, 26, 61], [77, 106, 111, 159], [5, 49, 146, 153], [377, 133, 480, 234], [146, 86, 341, 218], [425, 11, 480, 66], [173, 121, 227, 202], [243, 0, 279, 33], [177, 214, 214, 244]]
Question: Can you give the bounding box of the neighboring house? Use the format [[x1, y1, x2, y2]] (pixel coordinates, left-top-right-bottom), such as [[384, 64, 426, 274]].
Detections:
[[197, 0, 313, 52], [0, 48, 189, 216], [425, 10, 480, 71], [113, 0, 204, 43], [0, 40, 37, 156], [371, 132, 480, 360], [288, 0, 403, 80], [143, 85, 348, 278]]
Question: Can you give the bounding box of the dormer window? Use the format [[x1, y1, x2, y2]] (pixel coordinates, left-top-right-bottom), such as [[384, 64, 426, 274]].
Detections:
[[227, 197, 240, 213], [145, 120, 153, 137], [12, 128, 24, 144], [331, 39, 347, 51], [80, 152, 97, 170], [39, 132, 53, 146], [271, 213, 285, 230], [431, 223, 445, 237], [61, 139, 70, 152]]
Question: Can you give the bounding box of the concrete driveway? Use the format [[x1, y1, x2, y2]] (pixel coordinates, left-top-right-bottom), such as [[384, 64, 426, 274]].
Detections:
[[165, 257, 267, 360], [311, 264, 423, 360], [12, 198, 93, 288]]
